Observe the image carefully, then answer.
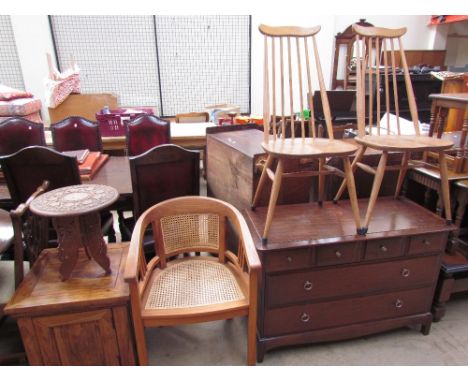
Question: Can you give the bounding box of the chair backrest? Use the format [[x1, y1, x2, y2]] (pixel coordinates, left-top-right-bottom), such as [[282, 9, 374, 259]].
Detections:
[[127, 196, 253, 273], [0, 117, 46, 156], [175, 112, 210, 123], [50, 116, 103, 152], [129, 144, 200, 220], [0, 146, 81, 206], [126, 115, 170, 156], [259, 24, 335, 143], [352, 24, 420, 137]]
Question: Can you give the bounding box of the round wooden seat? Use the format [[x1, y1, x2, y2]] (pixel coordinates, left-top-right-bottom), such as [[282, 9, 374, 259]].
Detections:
[[262, 138, 358, 158], [355, 135, 454, 152]]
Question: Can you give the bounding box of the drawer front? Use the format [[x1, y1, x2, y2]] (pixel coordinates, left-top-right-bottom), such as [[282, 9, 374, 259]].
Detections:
[[264, 248, 311, 273], [267, 255, 440, 307], [264, 287, 433, 337], [408, 232, 447, 255], [315, 242, 362, 266], [365, 237, 405, 260]]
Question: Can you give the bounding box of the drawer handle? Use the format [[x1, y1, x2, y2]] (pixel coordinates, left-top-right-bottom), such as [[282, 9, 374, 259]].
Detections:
[[300, 313, 310, 322], [423, 239, 431, 246], [395, 299, 403, 309], [303, 281, 313, 291], [380, 245, 388, 252], [335, 251, 342, 258], [287, 256, 293, 263], [401, 268, 410, 277]]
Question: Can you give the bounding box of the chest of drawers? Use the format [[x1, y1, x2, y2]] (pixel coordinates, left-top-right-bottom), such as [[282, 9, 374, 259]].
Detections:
[[244, 197, 452, 362]]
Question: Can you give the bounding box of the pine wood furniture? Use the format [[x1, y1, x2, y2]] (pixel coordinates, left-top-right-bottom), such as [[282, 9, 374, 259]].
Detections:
[[333, 25, 454, 234], [4, 243, 136, 365], [50, 116, 103, 152], [124, 196, 260, 365], [175, 112, 210, 123], [244, 196, 453, 362], [29, 184, 118, 281], [252, 24, 363, 244]]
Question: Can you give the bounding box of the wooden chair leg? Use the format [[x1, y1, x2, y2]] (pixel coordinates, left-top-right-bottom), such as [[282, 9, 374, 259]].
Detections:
[[318, 157, 325, 206], [439, 151, 453, 224], [252, 155, 273, 210], [342, 156, 363, 234], [262, 158, 284, 244], [363, 151, 388, 230], [394, 152, 409, 199], [334, 146, 365, 202], [247, 309, 257, 366]]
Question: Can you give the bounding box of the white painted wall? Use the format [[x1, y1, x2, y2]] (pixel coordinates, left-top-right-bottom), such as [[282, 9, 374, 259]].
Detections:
[[10, 15, 56, 124]]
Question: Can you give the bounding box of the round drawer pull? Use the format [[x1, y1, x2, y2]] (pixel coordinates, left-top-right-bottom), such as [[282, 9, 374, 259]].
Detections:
[[380, 245, 388, 252], [335, 251, 342, 258], [423, 239, 431, 246], [287, 256, 293, 263], [300, 313, 310, 322], [303, 281, 313, 291], [401, 268, 410, 277], [395, 299, 403, 309]]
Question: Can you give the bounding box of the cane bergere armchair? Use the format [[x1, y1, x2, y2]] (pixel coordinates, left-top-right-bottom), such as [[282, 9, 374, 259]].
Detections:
[[333, 25, 454, 233], [251, 24, 363, 244]]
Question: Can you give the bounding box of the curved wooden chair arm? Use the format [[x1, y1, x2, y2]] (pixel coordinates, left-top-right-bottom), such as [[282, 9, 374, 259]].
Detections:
[[10, 181, 49, 218]]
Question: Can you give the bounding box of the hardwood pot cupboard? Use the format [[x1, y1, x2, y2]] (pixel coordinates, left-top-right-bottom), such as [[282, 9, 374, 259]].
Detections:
[[4, 243, 137, 365], [244, 197, 453, 362]]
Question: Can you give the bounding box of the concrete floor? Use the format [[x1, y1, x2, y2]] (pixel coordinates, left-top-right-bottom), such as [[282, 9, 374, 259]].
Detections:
[[146, 293, 468, 366]]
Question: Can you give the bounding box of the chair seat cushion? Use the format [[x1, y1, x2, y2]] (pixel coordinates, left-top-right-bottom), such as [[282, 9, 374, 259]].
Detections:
[[0, 261, 29, 306], [262, 137, 357, 157], [355, 135, 454, 152], [145, 258, 245, 310]]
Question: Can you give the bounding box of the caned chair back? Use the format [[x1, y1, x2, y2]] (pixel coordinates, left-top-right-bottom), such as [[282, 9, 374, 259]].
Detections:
[[352, 24, 420, 137], [259, 24, 334, 142], [50, 116, 103, 152], [0, 117, 45, 156]]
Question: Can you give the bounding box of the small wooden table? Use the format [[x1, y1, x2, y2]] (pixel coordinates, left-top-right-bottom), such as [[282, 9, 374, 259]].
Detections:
[[30, 184, 118, 281]]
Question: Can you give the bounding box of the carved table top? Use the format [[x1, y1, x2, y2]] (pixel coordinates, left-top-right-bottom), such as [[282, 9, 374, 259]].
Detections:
[[30, 184, 119, 217]]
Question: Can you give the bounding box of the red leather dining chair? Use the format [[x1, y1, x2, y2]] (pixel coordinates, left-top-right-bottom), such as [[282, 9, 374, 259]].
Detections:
[[50, 116, 103, 152], [0, 146, 116, 242], [120, 144, 200, 242], [125, 115, 170, 156], [0, 117, 46, 157]]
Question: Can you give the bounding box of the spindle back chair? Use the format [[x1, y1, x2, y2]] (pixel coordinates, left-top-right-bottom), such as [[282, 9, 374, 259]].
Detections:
[[252, 24, 364, 244], [333, 24, 454, 233]]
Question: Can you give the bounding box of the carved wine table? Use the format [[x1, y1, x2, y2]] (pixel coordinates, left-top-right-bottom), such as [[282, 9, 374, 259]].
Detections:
[[30, 184, 118, 280]]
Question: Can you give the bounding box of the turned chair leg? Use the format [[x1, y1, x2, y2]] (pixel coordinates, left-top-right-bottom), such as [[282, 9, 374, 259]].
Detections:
[[438, 151, 453, 224], [394, 152, 410, 199], [262, 158, 284, 245], [363, 151, 388, 231], [334, 146, 365, 202], [252, 155, 273, 210], [342, 156, 363, 235]]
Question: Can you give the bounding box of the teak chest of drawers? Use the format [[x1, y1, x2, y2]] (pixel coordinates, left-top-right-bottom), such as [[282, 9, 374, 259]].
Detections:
[[4, 243, 136, 365], [244, 197, 452, 362]]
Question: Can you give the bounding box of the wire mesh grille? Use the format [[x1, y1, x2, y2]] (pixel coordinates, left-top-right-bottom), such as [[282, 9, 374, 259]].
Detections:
[[0, 16, 25, 90], [145, 259, 244, 309], [50, 15, 161, 110], [50, 15, 251, 116], [160, 213, 219, 254], [155, 15, 250, 116]]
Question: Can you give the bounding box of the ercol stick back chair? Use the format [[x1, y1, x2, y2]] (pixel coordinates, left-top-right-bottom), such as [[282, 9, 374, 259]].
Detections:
[[252, 24, 364, 244], [333, 25, 454, 233], [124, 196, 260, 365]]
